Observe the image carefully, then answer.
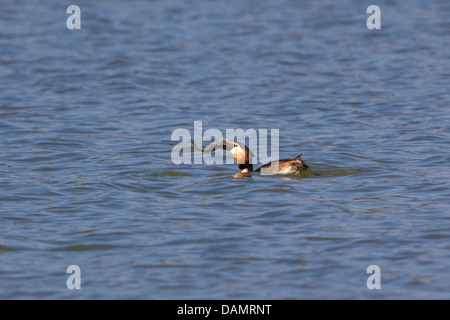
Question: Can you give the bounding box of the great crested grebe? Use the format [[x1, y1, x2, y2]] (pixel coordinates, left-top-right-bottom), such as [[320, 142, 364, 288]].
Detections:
[[191, 138, 310, 175]]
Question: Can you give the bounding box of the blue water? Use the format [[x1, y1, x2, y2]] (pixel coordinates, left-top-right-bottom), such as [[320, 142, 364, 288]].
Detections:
[[0, 0, 449, 299]]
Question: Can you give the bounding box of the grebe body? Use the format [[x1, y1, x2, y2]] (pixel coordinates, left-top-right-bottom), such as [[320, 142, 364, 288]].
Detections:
[[254, 154, 309, 175]]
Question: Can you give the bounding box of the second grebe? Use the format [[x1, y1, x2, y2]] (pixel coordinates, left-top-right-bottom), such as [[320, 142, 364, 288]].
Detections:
[[191, 138, 310, 175]]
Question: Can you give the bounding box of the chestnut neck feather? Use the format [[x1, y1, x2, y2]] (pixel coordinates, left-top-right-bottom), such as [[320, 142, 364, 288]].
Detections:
[[233, 146, 254, 172]]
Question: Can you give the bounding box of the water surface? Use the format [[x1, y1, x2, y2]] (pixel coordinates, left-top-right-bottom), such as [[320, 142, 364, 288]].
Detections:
[[0, 0, 449, 299]]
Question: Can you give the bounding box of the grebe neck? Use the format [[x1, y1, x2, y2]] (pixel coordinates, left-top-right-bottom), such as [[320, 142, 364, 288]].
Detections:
[[237, 163, 253, 173]]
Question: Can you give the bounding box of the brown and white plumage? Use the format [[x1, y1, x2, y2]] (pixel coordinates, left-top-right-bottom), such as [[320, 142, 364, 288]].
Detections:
[[191, 138, 310, 175]]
